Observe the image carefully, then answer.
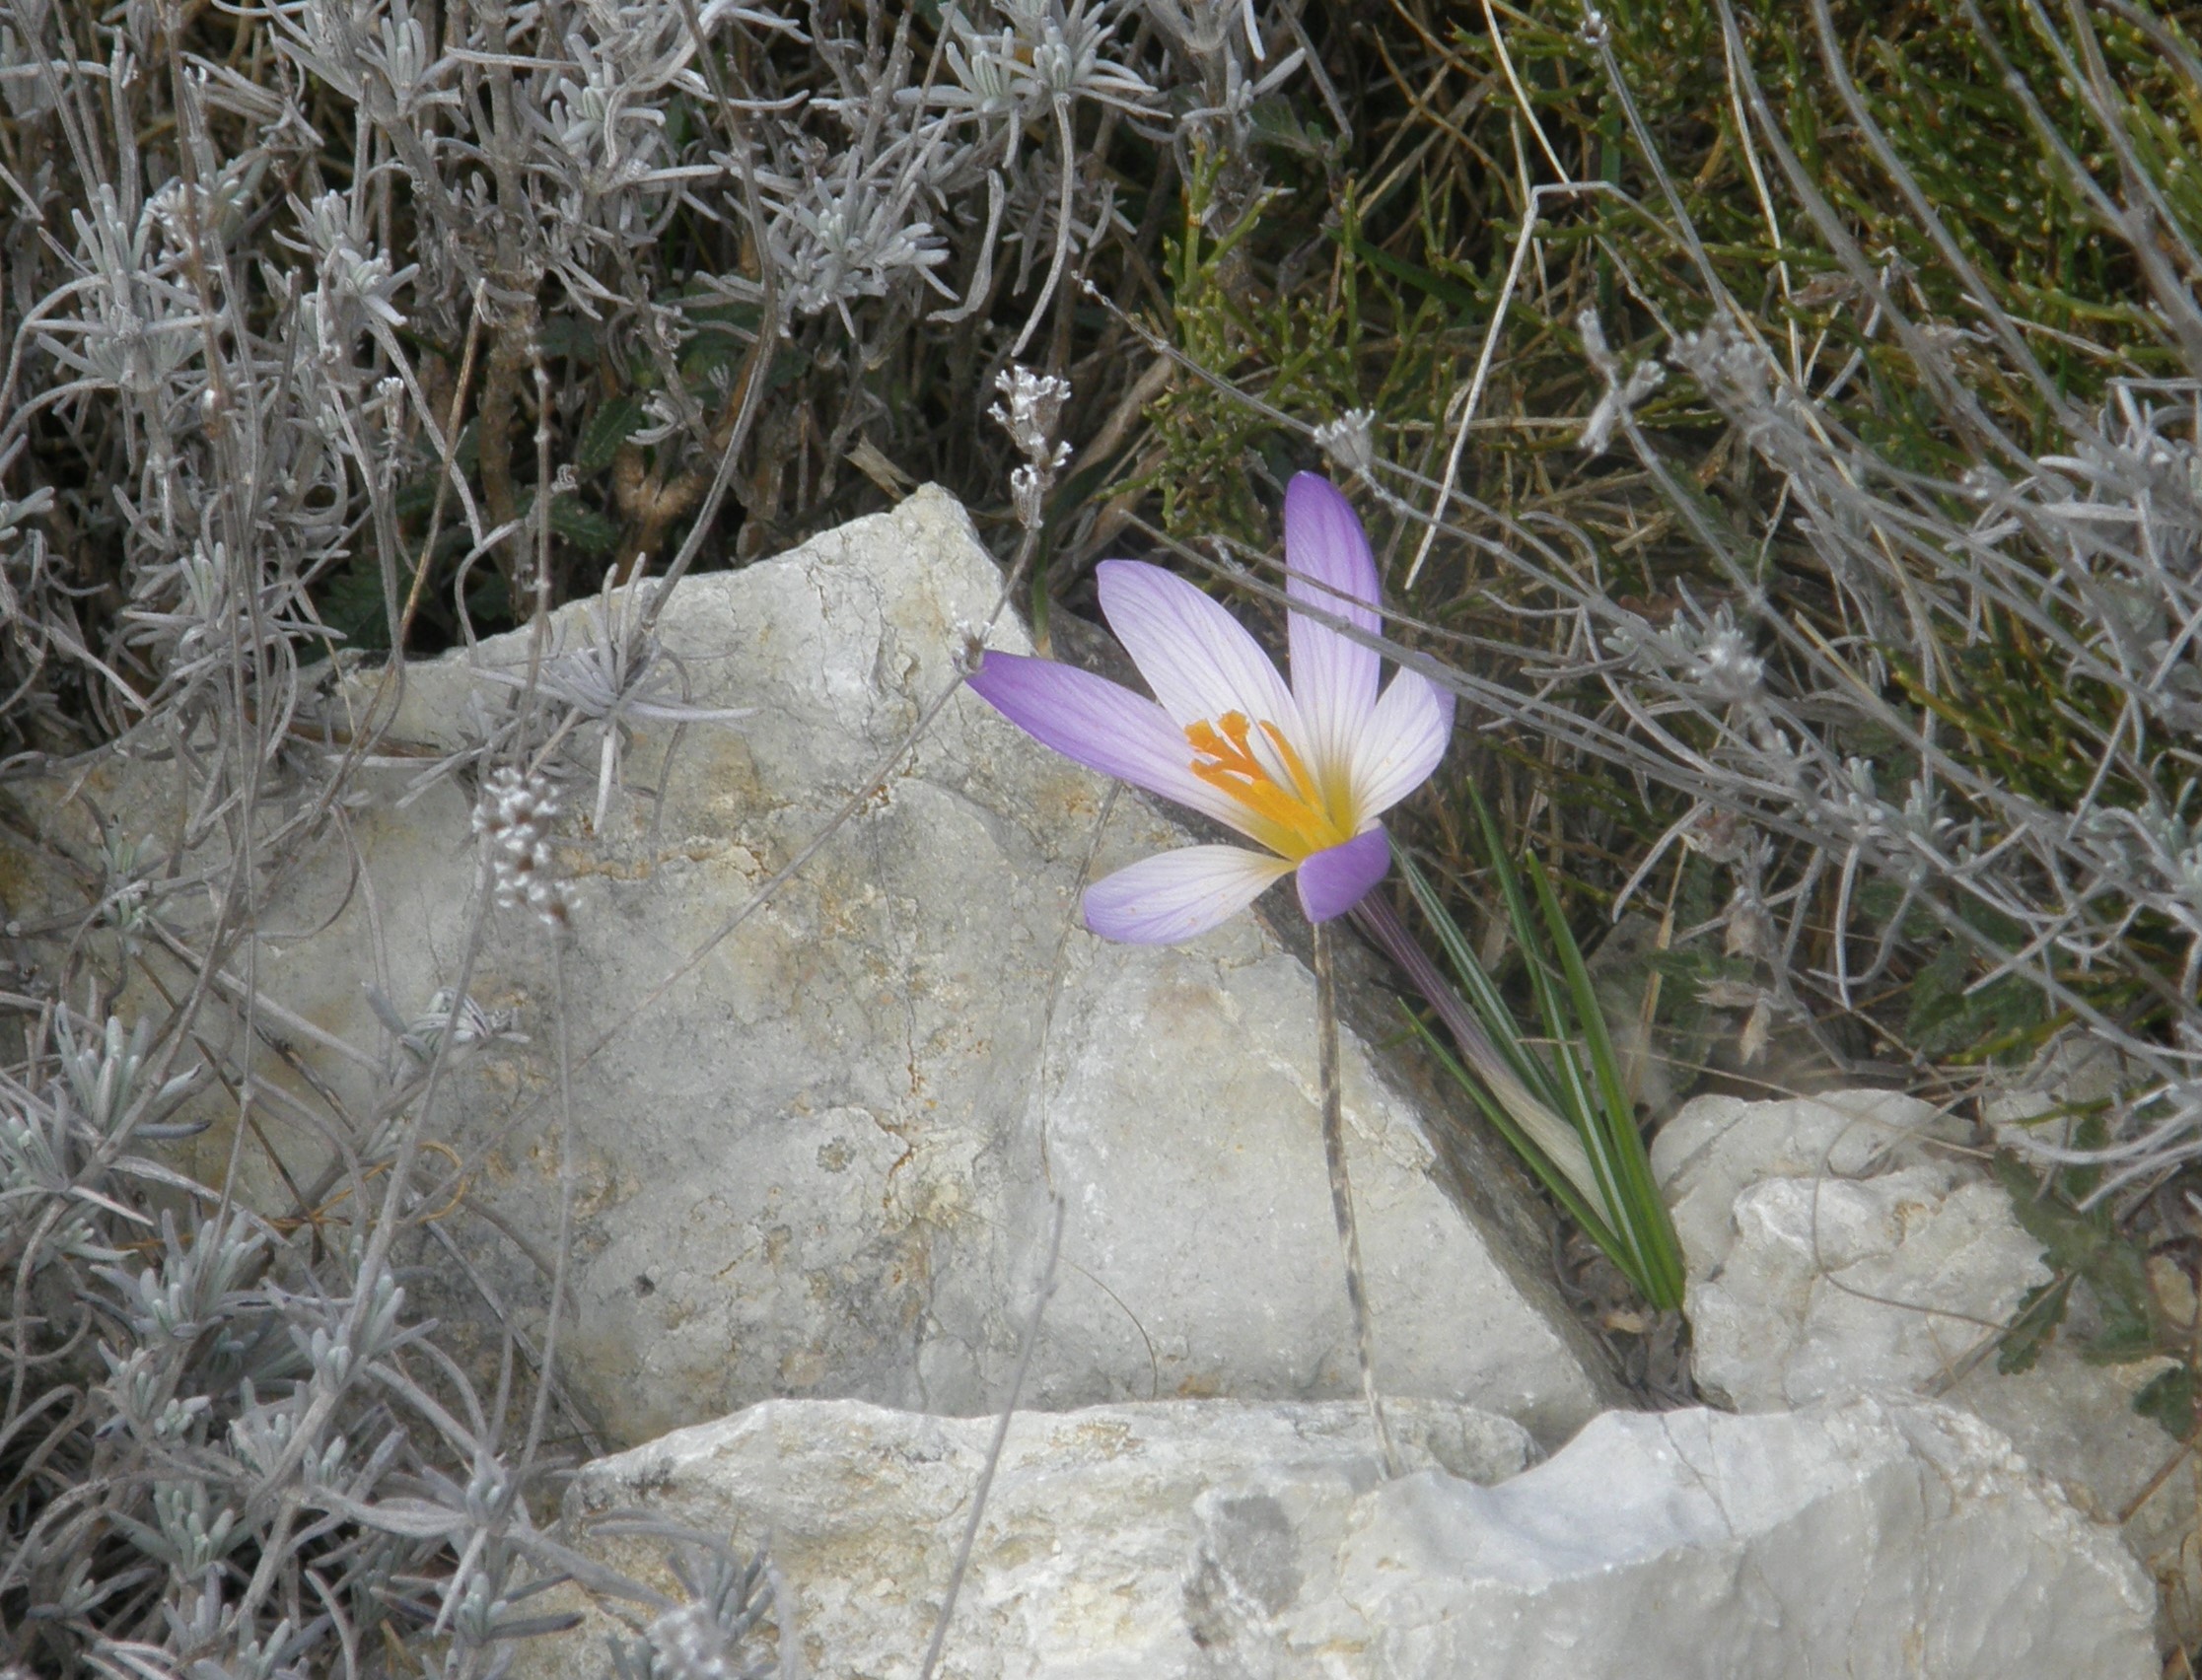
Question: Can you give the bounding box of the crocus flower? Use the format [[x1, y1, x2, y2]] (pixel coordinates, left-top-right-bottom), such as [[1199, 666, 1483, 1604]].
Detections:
[[967, 473, 1455, 944]]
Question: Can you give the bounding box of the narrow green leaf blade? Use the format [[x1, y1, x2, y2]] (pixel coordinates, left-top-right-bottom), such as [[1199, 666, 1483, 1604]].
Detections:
[[1398, 851, 1565, 1112], [1527, 854, 1685, 1307], [1399, 1005, 1636, 1277]]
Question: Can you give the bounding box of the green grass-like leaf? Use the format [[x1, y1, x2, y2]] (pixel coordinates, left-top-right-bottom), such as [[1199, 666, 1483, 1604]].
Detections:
[[1396, 997, 1625, 1261], [1397, 802, 1686, 1310]]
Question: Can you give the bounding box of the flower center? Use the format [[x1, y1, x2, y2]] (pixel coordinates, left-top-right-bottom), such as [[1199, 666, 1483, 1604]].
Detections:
[[1186, 711, 1355, 860]]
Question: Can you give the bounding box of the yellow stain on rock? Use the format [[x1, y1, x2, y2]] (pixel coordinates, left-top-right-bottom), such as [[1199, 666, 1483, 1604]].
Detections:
[[778, 1347, 829, 1388]]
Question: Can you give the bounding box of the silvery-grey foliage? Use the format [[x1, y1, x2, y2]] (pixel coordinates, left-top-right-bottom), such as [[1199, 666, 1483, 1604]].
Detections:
[[1313, 407, 1377, 482], [0, 0, 1309, 1670], [0, 984, 788, 1675], [1393, 24, 2202, 1204], [1588, 320, 2202, 1199], [602, 1538, 782, 1680]]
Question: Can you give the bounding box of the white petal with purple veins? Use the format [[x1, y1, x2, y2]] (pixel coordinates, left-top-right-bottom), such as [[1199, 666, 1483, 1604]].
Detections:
[[965, 651, 1256, 837], [1083, 845, 1293, 945], [1284, 473, 1383, 779], [1352, 668, 1456, 819], [1098, 561, 1306, 742]]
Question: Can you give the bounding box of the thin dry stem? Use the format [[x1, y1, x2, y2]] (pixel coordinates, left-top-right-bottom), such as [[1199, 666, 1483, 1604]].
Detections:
[[1314, 920, 1400, 1480]]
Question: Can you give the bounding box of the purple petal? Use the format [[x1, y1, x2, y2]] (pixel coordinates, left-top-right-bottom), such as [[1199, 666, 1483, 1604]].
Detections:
[[965, 651, 1255, 835], [1295, 825, 1391, 923], [1083, 845, 1293, 945], [1284, 474, 1383, 779], [1097, 560, 1305, 741], [1351, 668, 1456, 818]]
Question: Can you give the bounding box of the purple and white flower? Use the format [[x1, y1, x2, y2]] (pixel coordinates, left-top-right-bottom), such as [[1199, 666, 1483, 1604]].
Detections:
[[968, 473, 1455, 944]]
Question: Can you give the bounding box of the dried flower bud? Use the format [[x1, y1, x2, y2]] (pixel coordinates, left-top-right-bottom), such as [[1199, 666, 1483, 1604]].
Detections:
[[1314, 408, 1378, 480], [990, 365, 1072, 462], [992, 365, 1073, 529], [472, 766, 576, 927]]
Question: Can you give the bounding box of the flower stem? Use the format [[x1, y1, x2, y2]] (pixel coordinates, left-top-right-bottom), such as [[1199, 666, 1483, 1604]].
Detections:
[[1314, 920, 1401, 1479]]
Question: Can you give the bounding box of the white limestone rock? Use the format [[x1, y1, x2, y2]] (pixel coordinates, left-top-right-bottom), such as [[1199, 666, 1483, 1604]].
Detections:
[[511, 1393, 2154, 1680], [521, 1396, 1529, 1680], [1653, 1087, 2179, 1615], [1651, 1087, 1964, 1275], [1332, 1398, 2153, 1680], [9, 487, 1611, 1447]]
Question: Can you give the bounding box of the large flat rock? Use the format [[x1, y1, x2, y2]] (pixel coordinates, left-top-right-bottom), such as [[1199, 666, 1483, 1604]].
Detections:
[[3, 487, 1612, 1446], [512, 1393, 2154, 1680]]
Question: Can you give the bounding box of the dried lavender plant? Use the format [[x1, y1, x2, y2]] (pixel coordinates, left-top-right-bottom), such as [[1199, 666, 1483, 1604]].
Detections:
[[1562, 3, 2202, 1200], [0, 2, 1322, 1673], [1325, 2, 2202, 1204]]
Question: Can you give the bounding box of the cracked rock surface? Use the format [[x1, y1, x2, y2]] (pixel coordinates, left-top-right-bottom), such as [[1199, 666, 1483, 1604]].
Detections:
[[1654, 1087, 2182, 1628], [16, 485, 1611, 1447], [511, 1392, 2154, 1680]]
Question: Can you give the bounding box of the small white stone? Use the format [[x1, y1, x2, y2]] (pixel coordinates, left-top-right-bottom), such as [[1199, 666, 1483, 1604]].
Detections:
[[1981, 1036, 2137, 1154]]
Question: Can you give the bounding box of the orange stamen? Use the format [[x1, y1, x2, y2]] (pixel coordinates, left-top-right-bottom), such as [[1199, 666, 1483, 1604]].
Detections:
[[1186, 711, 1354, 859]]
